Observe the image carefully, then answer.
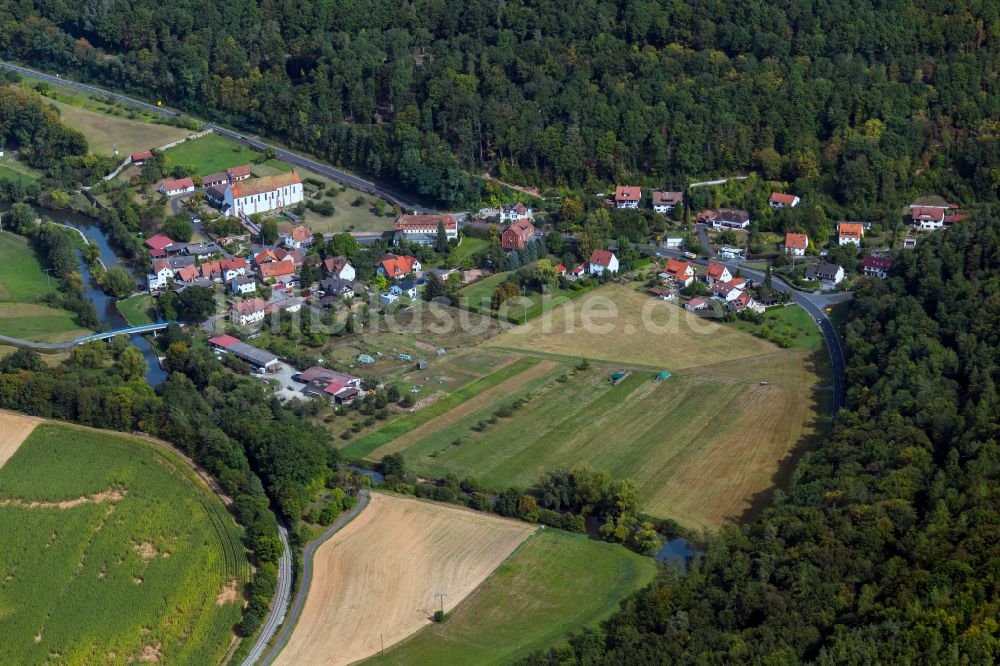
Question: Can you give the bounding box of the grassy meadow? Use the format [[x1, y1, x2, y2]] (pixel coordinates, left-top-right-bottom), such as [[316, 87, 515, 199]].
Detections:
[[43, 96, 191, 158], [0, 423, 248, 665], [161, 133, 258, 174], [115, 294, 156, 326], [0, 231, 90, 342], [368, 529, 657, 666]]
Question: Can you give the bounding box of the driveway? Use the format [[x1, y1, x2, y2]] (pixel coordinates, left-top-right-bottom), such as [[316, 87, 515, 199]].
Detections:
[[252, 361, 303, 402]]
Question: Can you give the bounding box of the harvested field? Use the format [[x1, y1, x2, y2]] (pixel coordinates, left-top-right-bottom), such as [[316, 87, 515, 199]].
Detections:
[[274, 493, 535, 666], [43, 97, 191, 158], [0, 411, 40, 469], [487, 284, 778, 369]]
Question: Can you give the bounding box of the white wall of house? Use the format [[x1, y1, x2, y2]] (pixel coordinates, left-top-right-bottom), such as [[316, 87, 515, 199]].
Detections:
[[589, 255, 620, 275], [225, 182, 304, 216], [231, 309, 265, 326], [838, 236, 861, 246]]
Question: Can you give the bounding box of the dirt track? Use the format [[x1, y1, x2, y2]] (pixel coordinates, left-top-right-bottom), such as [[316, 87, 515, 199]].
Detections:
[[273, 493, 534, 666], [0, 411, 40, 469]]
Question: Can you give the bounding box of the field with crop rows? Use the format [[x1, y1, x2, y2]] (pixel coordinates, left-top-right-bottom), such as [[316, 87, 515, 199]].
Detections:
[[0, 423, 248, 665]]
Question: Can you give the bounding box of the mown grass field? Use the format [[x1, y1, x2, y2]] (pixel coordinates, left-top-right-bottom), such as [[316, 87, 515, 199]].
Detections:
[[115, 294, 156, 326], [0, 423, 248, 665], [162, 133, 258, 175], [0, 155, 42, 183], [43, 96, 192, 158], [368, 529, 657, 666], [0, 231, 90, 342]]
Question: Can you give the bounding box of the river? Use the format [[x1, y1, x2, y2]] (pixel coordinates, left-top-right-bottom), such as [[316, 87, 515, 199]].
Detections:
[[5, 204, 167, 386]]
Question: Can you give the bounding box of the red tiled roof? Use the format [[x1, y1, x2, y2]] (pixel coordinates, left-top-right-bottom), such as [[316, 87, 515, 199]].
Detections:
[[259, 262, 295, 278], [838, 223, 863, 239], [770, 192, 798, 205], [686, 297, 707, 308], [706, 261, 729, 280], [131, 150, 153, 161], [174, 265, 198, 282], [208, 334, 240, 348], [234, 298, 266, 315], [221, 258, 247, 272], [202, 171, 229, 185], [554, 264, 566, 273], [162, 177, 194, 191], [590, 250, 615, 267], [785, 233, 808, 250], [144, 234, 175, 251], [911, 207, 945, 222], [227, 165, 252, 178], [289, 225, 311, 242], [323, 256, 351, 274], [665, 259, 693, 277], [200, 260, 221, 279], [614, 185, 641, 202], [379, 255, 418, 277], [732, 292, 752, 310], [152, 259, 172, 273]]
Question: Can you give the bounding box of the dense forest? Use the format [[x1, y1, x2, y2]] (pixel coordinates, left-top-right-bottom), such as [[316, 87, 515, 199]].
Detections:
[[518, 215, 1000, 663], [4, 1, 1000, 209]]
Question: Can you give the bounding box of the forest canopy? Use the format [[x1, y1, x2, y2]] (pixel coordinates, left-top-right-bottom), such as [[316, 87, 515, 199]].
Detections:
[[3, 1, 1000, 208]]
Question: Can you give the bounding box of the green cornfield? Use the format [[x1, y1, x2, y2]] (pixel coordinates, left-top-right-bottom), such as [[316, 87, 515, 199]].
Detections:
[[0, 423, 249, 665]]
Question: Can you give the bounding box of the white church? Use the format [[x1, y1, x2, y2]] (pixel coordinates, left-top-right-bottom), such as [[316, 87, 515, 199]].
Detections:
[[223, 171, 303, 217]]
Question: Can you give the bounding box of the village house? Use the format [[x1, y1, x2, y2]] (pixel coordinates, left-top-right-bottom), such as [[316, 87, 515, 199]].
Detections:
[[662, 259, 695, 287], [198, 257, 246, 282], [283, 225, 313, 250], [390, 281, 419, 299], [784, 233, 808, 256], [769, 192, 800, 208], [322, 256, 356, 281], [588, 250, 619, 276], [499, 203, 533, 222], [684, 297, 709, 311], [182, 242, 220, 260], [570, 264, 587, 279], [147, 260, 174, 291], [319, 277, 356, 300], [705, 261, 733, 285], [702, 209, 751, 229], [502, 218, 536, 250], [253, 248, 281, 265], [910, 206, 946, 229], [258, 260, 297, 284], [159, 177, 195, 196], [861, 255, 893, 279], [223, 171, 303, 217], [130, 150, 153, 165], [230, 276, 257, 295], [227, 165, 252, 181], [729, 291, 763, 314], [393, 214, 458, 245], [379, 291, 400, 305], [838, 222, 864, 246], [230, 298, 267, 326], [554, 263, 566, 276], [377, 254, 421, 279], [201, 172, 230, 188], [208, 334, 278, 370], [144, 233, 175, 258], [711, 278, 747, 302], [805, 262, 845, 284], [651, 191, 683, 214], [613, 185, 641, 209], [173, 265, 199, 283]]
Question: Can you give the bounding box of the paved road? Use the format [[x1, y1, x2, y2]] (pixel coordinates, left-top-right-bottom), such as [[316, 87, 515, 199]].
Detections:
[[645, 245, 849, 413], [696, 223, 716, 257], [0, 60, 436, 215], [257, 490, 371, 666], [689, 175, 749, 188], [240, 523, 292, 666]]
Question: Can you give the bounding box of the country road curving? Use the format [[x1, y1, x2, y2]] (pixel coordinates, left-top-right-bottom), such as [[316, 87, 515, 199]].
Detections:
[[254, 490, 371, 666], [0, 61, 436, 215]]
